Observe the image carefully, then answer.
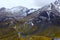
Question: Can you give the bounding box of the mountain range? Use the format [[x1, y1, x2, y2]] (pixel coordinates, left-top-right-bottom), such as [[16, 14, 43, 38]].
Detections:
[[0, 0, 60, 38]]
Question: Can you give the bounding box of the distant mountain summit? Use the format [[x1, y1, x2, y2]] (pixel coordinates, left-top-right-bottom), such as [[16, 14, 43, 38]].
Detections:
[[0, 6, 37, 28], [11, 6, 28, 17], [0, 6, 36, 19]]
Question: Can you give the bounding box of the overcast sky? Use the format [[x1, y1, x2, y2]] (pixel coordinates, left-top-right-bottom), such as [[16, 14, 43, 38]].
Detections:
[[0, 0, 56, 9]]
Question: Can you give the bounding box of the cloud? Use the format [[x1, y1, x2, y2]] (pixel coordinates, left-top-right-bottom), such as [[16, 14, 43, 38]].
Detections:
[[34, 0, 56, 7], [0, 0, 35, 8], [0, 0, 56, 8]]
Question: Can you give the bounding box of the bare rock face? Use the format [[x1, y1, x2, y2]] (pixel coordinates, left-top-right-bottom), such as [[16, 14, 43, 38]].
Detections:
[[18, 0, 60, 36]]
